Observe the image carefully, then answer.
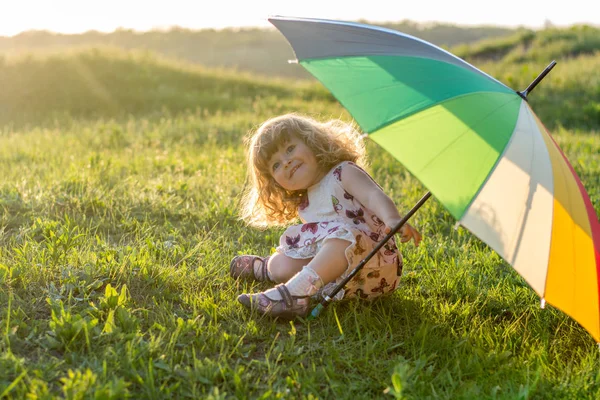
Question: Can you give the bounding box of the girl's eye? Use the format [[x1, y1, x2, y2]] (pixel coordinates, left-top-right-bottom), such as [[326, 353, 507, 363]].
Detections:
[[272, 162, 280, 171], [286, 145, 295, 154]]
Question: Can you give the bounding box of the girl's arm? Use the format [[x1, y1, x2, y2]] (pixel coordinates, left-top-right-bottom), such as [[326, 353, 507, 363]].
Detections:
[[342, 164, 422, 246]]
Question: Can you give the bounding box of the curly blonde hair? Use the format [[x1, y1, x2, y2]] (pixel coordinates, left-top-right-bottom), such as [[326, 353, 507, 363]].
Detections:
[[239, 113, 368, 228]]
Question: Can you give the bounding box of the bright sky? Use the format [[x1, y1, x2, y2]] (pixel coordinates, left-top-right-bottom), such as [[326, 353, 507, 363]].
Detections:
[[1, 0, 597, 37]]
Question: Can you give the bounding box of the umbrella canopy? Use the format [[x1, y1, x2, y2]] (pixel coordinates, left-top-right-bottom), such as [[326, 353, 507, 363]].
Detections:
[[269, 16, 600, 342]]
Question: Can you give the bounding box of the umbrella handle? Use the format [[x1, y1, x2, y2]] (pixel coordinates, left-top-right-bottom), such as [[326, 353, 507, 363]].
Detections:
[[307, 191, 432, 320]]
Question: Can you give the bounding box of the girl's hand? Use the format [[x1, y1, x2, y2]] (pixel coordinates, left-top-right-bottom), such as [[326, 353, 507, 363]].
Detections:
[[384, 223, 422, 247]]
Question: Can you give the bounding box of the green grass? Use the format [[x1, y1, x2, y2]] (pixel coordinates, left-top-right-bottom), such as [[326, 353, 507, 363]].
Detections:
[[0, 49, 599, 399]]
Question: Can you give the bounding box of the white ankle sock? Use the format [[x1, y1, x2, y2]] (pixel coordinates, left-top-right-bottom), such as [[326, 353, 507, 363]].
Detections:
[[263, 266, 324, 300], [286, 266, 324, 296]]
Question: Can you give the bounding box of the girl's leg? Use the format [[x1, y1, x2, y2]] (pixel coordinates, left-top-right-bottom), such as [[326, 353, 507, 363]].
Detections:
[[269, 238, 349, 296], [231, 253, 313, 282], [302, 239, 349, 285], [238, 239, 350, 317], [267, 253, 311, 283]]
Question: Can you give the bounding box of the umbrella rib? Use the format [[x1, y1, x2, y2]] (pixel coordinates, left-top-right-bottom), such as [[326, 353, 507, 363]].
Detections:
[[505, 105, 546, 292]]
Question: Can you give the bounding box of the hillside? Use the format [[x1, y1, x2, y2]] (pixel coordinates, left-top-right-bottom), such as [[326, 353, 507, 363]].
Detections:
[[1, 46, 599, 131], [0, 22, 517, 80], [0, 49, 335, 128], [454, 24, 600, 64], [2, 23, 600, 82]]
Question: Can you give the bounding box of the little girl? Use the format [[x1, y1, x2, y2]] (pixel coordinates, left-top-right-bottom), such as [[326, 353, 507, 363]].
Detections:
[[231, 113, 421, 319]]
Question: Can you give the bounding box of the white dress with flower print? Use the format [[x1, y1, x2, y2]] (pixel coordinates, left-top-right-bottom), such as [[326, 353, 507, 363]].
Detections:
[[276, 161, 402, 300]]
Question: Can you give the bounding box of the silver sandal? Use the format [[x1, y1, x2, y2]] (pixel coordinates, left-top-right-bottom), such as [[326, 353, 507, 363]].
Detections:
[[229, 255, 271, 281], [237, 284, 311, 320]]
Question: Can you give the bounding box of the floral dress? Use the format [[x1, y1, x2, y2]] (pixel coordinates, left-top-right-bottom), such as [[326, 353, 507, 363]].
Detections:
[[276, 161, 402, 301]]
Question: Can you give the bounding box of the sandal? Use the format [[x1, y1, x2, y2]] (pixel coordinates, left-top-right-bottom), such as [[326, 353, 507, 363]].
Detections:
[[237, 284, 311, 320], [229, 255, 271, 281]]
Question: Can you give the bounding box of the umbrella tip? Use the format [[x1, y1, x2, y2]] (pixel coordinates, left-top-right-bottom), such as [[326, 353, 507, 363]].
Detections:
[[540, 298, 546, 309], [518, 60, 557, 100]]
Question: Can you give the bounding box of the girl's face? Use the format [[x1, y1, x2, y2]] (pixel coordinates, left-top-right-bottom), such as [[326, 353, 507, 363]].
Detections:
[[268, 135, 323, 191]]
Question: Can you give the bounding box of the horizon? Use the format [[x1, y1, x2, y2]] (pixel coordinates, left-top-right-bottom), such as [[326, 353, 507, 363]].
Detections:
[[1, 1, 599, 38], [3, 18, 599, 39]]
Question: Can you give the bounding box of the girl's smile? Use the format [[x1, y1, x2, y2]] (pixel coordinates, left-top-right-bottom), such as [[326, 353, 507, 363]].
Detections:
[[289, 163, 301, 177], [269, 136, 323, 191]]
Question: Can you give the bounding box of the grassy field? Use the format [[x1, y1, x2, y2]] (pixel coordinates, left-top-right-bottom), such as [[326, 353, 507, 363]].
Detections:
[[0, 49, 599, 399]]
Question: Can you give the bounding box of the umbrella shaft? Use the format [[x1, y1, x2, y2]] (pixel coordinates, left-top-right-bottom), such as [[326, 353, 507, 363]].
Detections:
[[319, 191, 432, 306]]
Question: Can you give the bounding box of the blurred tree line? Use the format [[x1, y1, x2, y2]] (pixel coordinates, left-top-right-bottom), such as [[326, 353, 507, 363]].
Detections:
[[0, 21, 517, 79], [2, 21, 598, 80]]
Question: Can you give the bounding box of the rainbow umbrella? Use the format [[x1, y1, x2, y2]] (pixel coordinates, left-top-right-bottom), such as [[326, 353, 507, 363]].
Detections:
[[269, 16, 600, 342]]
